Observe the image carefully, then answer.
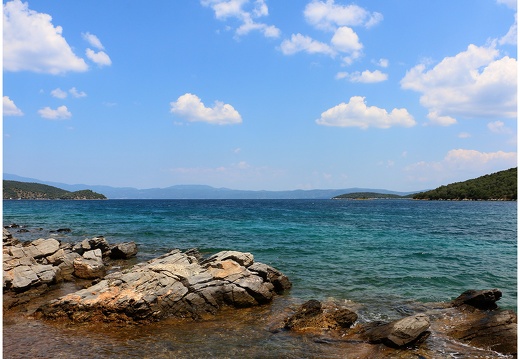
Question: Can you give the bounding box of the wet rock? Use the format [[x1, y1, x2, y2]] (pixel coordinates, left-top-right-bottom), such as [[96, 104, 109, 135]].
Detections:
[[109, 242, 138, 259], [37, 249, 291, 323], [362, 314, 431, 348], [451, 288, 502, 310], [447, 307, 517, 355], [284, 300, 358, 332]]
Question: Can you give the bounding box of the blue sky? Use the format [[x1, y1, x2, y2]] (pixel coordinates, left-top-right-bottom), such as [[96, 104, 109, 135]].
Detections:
[[3, 0, 517, 191]]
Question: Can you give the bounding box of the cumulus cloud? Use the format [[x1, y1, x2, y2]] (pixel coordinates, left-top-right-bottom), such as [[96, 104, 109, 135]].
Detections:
[[201, 0, 280, 38], [316, 96, 416, 129], [86, 48, 112, 67], [303, 0, 383, 31], [375, 58, 389, 68], [488, 120, 513, 134], [38, 105, 72, 120], [170, 93, 242, 125], [50, 87, 87, 99], [336, 69, 388, 83], [280, 33, 335, 56], [82, 32, 104, 50], [499, 13, 517, 45], [69, 87, 87, 98], [51, 88, 68, 99], [406, 149, 517, 184], [401, 43, 517, 125], [3, 0, 88, 74], [281, 1, 382, 65], [3, 96, 24, 116]]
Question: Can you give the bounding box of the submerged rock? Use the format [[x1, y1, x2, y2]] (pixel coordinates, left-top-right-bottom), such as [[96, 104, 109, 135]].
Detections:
[[283, 299, 358, 332], [36, 249, 292, 323]]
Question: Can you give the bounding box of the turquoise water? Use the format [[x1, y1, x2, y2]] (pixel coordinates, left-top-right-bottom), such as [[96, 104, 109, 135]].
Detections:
[[3, 199, 517, 312]]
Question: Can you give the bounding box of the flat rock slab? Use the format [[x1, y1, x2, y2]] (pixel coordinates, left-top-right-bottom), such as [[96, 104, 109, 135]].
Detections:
[[37, 249, 291, 323]]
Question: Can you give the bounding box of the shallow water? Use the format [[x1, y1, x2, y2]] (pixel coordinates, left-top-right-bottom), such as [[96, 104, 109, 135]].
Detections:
[[3, 199, 517, 357]]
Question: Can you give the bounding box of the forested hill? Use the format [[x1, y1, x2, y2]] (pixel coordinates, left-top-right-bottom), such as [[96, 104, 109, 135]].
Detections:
[[413, 168, 517, 201], [3, 180, 107, 200]]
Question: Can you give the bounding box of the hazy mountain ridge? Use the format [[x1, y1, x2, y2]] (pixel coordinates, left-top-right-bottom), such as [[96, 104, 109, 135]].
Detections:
[[2, 174, 419, 199]]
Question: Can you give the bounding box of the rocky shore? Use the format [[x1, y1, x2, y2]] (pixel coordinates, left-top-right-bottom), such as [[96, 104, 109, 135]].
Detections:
[[3, 228, 517, 358]]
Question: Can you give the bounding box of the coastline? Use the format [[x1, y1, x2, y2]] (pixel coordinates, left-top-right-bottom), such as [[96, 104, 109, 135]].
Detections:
[[3, 227, 517, 358]]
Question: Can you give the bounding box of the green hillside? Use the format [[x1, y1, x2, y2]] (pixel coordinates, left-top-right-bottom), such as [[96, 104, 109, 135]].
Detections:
[[413, 167, 517, 201], [3, 180, 107, 200]]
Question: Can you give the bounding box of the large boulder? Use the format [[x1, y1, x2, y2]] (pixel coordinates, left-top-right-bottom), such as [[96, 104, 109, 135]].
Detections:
[[37, 249, 291, 323]]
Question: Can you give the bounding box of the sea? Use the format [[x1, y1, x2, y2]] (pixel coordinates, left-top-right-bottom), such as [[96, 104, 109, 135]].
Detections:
[[3, 199, 518, 358]]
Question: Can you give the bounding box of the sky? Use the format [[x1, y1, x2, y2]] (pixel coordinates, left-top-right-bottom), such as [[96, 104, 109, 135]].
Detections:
[[2, 0, 518, 192]]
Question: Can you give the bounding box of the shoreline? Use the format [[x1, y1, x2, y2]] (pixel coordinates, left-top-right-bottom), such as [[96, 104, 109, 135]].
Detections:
[[3, 228, 517, 358]]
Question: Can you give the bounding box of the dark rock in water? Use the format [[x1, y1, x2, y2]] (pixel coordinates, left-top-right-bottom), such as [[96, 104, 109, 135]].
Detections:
[[441, 289, 517, 355], [451, 288, 502, 310], [36, 249, 292, 323], [284, 300, 357, 332], [56, 228, 71, 233], [446, 307, 517, 356], [361, 314, 431, 348], [109, 242, 138, 259], [284, 300, 322, 329]]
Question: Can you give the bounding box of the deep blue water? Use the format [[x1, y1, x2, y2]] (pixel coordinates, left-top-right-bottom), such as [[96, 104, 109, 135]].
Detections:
[[3, 199, 517, 312]]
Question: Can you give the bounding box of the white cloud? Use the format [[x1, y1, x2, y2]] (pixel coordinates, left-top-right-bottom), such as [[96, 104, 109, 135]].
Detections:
[[376, 58, 389, 68], [201, 0, 280, 38], [3, 96, 24, 116], [401, 43, 517, 124], [331, 26, 362, 63], [499, 13, 517, 45], [38, 105, 72, 120], [458, 132, 471, 138], [170, 93, 242, 125], [82, 32, 104, 50], [488, 120, 513, 134], [3, 0, 88, 74], [406, 149, 517, 184], [50, 87, 87, 99], [51, 88, 68, 99], [426, 111, 457, 126], [86, 48, 112, 67], [280, 33, 335, 56], [338, 69, 388, 83], [497, 0, 517, 10], [69, 87, 87, 98], [316, 96, 416, 129], [304, 0, 382, 31]]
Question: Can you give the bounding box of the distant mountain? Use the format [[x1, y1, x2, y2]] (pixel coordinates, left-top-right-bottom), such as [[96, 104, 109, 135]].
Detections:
[[412, 167, 517, 201], [2, 174, 419, 199], [3, 180, 106, 200]]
